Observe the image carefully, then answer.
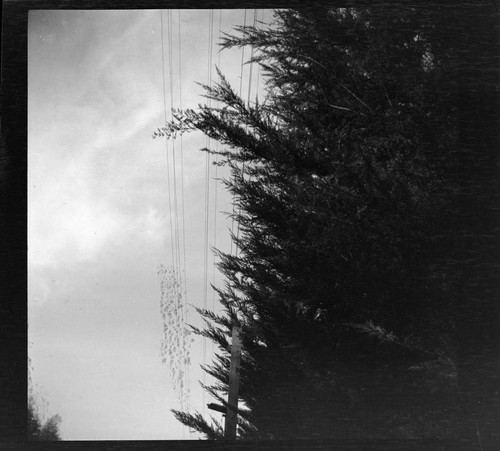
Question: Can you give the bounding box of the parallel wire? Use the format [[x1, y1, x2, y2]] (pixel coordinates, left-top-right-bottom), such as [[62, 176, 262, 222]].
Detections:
[[177, 8, 191, 419], [202, 8, 215, 417], [163, 8, 265, 427], [160, 11, 175, 269], [170, 10, 190, 435], [238, 10, 248, 101], [230, 9, 248, 256], [246, 9, 258, 108], [168, 10, 182, 275], [162, 11, 193, 437], [178, 9, 188, 314], [256, 9, 265, 102], [211, 9, 223, 351], [235, 9, 258, 257]]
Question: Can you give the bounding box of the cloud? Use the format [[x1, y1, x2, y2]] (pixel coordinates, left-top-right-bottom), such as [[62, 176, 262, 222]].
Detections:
[[28, 9, 259, 440], [28, 10, 168, 269]]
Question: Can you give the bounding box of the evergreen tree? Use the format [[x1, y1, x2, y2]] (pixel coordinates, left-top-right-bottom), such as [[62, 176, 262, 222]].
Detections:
[[28, 396, 62, 441], [154, 6, 483, 440], [28, 359, 62, 441]]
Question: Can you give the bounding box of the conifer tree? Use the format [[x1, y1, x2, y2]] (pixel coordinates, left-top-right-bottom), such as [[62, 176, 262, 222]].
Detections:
[[155, 7, 467, 439], [28, 397, 62, 441]]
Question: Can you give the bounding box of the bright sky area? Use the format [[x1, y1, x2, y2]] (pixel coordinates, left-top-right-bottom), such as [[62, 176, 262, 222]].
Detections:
[[28, 9, 269, 440]]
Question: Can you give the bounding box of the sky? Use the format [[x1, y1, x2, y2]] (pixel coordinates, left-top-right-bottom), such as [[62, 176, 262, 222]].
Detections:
[[28, 9, 270, 440]]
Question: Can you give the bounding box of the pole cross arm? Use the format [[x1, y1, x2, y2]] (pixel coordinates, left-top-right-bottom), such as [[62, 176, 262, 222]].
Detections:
[[207, 402, 239, 415], [207, 403, 227, 414]]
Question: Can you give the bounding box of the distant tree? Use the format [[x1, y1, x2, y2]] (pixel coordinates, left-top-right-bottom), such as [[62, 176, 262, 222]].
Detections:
[[28, 359, 62, 441], [28, 395, 62, 441], [155, 6, 495, 441]]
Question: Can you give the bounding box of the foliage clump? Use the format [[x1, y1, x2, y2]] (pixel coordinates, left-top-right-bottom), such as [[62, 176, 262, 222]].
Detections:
[[161, 7, 465, 439], [28, 395, 62, 441]]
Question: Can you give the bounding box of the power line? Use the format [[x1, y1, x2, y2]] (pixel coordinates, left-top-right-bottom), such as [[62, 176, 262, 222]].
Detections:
[[202, 7, 215, 417], [246, 9, 258, 108], [211, 8, 223, 352], [235, 9, 258, 258], [238, 9, 248, 102], [178, 9, 188, 314], [160, 11, 175, 269], [254, 9, 266, 105], [168, 10, 182, 276], [230, 9, 248, 257], [161, 11, 192, 437], [168, 11, 191, 435], [177, 8, 191, 419]]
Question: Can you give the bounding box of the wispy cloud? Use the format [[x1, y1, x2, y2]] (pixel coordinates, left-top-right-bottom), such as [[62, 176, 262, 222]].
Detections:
[[28, 9, 258, 440], [28, 10, 167, 268]]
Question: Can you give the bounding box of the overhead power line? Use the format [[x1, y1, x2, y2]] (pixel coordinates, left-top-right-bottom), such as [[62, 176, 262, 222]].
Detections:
[[178, 9, 188, 308], [177, 8, 190, 418], [168, 10, 181, 274], [202, 7, 215, 417], [235, 9, 259, 258], [212, 8, 223, 313], [230, 9, 248, 257], [160, 11, 176, 269], [159, 10, 191, 436]]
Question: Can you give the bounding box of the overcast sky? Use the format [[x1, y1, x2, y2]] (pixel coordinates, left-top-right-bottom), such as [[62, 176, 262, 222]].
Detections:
[[28, 9, 269, 440]]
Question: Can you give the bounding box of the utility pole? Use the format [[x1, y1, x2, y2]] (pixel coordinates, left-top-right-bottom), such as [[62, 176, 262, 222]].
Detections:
[[224, 326, 242, 439]]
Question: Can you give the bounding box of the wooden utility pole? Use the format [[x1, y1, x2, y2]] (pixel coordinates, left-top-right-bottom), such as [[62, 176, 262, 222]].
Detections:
[[224, 326, 242, 439]]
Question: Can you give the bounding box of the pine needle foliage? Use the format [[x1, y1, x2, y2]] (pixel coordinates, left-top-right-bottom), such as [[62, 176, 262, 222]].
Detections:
[[158, 7, 465, 439]]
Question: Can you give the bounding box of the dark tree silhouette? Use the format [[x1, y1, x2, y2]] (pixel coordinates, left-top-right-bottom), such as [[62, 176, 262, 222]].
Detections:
[[155, 6, 499, 442], [28, 396, 62, 441]]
